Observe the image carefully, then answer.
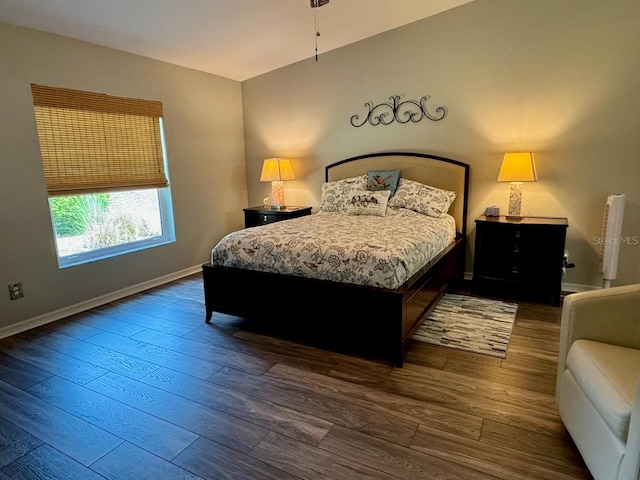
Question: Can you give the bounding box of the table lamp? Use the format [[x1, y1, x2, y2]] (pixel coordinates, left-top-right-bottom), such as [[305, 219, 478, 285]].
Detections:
[[260, 158, 295, 210], [497, 152, 537, 219]]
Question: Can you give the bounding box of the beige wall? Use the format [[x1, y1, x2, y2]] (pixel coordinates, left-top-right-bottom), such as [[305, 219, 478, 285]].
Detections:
[[0, 22, 247, 329], [242, 0, 640, 290]]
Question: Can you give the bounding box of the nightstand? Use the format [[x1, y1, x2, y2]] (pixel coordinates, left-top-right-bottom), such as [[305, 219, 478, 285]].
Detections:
[[472, 215, 568, 305], [243, 206, 312, 228]]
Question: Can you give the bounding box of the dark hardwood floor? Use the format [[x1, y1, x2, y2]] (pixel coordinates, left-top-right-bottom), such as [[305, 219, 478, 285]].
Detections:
[[0, 274, 593, 479]]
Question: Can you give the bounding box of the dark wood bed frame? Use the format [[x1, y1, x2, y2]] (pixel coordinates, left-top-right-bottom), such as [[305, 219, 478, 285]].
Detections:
[[202, 152, 469, 366]]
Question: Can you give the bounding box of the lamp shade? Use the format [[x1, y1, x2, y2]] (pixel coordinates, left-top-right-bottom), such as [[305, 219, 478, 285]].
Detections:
[[260, 158, 295, 182], [497, 152, 537, 182]]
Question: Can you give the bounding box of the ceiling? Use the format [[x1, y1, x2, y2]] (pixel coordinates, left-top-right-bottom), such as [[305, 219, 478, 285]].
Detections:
[[0, 0, 474, 81]]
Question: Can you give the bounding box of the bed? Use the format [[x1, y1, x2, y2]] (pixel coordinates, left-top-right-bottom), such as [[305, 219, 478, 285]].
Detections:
[[202, 152, 469, 366]]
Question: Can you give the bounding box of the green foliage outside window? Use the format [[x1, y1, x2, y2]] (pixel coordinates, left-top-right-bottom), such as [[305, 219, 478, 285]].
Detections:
[[49, 193, 110, 237]]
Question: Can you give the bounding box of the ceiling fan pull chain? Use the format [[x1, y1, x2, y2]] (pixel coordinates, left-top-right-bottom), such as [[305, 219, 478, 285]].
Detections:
[[315, 3, 319, 61], [310, 0, 329, 62]]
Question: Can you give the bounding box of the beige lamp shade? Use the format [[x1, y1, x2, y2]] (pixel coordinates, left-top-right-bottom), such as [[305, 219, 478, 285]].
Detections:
[[497, 152, 537, 182], [260, 158, 295, 182]]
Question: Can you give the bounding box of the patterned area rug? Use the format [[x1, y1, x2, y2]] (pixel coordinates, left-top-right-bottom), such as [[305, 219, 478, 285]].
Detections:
[[413, 294, 518, 358]]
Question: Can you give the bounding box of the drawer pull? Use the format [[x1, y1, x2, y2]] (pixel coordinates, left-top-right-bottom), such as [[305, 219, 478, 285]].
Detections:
[[263, 215, 268, 222], [513, 230, 521, 238], [513, 246, 520, 253], [512, 266, 520, 274]]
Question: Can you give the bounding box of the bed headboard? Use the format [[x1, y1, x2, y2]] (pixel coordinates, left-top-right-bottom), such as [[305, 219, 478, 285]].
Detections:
[[325, 152, 470, 237]]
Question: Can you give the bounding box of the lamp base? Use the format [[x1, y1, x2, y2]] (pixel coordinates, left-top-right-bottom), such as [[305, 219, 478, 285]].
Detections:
[[507, 182, 524, 217], [269, 181, 285, 209]]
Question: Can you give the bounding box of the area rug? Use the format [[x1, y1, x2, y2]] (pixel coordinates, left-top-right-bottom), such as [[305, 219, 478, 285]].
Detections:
[[413, 294, 518, 358]]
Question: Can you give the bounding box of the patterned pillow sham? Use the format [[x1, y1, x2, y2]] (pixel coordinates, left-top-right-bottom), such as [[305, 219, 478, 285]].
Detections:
[[345, 189, 390, 216], [387, 178, 456, 218], [320, 175, 367, 212], [367, 170, 400, 197]]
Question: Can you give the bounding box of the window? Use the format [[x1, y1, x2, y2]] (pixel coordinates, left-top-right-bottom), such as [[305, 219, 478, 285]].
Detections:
[[31, 84, 175, 267]]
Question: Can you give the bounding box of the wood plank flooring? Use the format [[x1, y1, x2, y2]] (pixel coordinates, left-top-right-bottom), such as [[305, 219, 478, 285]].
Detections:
[[0, 275, 593, 479]]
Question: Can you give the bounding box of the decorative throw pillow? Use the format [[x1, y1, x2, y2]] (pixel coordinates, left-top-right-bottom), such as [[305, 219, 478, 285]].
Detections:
[[345, 189, 390, 216], [367, 170, 401, 197], [320, 175, 367, 212], [388, 178, 456, 217]]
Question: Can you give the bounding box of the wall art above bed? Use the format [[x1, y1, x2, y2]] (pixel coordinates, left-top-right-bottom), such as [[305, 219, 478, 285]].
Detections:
[[350, 94, 447, 127]]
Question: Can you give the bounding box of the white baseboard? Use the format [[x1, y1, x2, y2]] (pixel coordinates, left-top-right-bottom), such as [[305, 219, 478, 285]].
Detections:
[[0, 265, 202, 340], [561, 282, 600, 293]]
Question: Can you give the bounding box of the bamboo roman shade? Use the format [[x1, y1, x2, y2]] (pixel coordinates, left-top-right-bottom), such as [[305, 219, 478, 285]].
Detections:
[[31, 84, 168, 195]]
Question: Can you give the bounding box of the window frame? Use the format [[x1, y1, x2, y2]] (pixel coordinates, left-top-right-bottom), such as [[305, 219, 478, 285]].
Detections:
[[54, 187, 176, 268]]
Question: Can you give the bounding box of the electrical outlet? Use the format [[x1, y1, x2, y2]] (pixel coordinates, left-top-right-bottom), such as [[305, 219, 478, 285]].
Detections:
[[8, 282, 23, 300]]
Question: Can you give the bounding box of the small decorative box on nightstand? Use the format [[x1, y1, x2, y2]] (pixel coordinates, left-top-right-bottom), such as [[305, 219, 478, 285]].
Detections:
[[472, 215, 568, 305], [243, 206, 312, 228]]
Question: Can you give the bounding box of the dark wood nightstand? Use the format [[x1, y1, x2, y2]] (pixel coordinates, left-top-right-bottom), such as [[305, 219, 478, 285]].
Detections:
[[243, 206, 312, 228], [472, 215, 568, 305]]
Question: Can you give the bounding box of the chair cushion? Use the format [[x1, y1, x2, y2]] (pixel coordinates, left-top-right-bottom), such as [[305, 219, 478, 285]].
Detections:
[[567, 339, 640, 441]]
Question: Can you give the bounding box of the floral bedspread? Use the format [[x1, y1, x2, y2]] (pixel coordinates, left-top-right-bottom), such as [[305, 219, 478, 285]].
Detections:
[[210, 209, 456, 290]]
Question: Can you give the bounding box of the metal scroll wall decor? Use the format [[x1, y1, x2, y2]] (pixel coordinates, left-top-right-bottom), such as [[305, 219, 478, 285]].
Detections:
[[350, 94, 447, 127]]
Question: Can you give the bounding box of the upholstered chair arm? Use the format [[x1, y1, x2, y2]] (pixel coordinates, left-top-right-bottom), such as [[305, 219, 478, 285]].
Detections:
[[619, 379, 640, 480], [557, 285, 640, 396]]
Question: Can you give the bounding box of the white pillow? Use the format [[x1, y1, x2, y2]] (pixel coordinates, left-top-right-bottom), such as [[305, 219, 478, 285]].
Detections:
[[320, 175, 367, 212], [387, 178, 456, 217], [345, 189, 390, 216]]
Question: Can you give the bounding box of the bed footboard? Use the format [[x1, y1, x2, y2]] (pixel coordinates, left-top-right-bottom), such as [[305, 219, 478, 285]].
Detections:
[[202, 237, 464, 366]]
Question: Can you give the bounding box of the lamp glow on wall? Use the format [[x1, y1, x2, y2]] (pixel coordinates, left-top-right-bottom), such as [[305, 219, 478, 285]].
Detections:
[[260, 158, 295, 210], [497, 152, 537, 219]]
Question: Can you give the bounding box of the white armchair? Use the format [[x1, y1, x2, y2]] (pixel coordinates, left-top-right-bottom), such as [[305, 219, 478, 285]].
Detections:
[[557, 284, 640, 480]]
